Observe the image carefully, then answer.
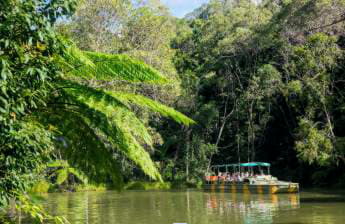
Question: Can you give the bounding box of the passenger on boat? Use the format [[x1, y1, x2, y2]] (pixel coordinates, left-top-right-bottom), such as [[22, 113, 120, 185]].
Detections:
[[225, 174, 230, 182], [216, 172, 225, 182], [233, 173, 240, 182]]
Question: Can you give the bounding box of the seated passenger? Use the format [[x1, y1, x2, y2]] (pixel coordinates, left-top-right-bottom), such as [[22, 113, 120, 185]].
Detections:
[[226, 173, 231, 181]]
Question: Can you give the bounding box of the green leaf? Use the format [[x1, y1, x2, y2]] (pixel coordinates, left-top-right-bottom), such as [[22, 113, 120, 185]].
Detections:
[[107, 92, 195, 125], [60, 81, 162, 181], [56, 169, 68, 185], [65, 50, 168, 83]]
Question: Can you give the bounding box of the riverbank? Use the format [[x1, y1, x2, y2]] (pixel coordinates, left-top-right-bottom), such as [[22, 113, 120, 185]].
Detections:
[[30, 179, 345, 194], [30, 181, 203, 193], [30, 180, 108, 194]]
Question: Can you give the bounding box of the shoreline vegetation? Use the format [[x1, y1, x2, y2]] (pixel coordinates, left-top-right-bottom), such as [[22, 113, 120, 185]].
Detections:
[[29, 181, 204, 194], [29, 181, 345, 194]]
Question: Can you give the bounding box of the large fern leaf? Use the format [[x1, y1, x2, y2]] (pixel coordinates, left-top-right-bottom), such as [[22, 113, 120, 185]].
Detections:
[[39, 110, 124, 187], [56, 169, 68, 185], [47, 160, 69, 168], [68, 168, 88, 184], [64, 47, 167, 83], [58, 81, 162, 181], [47, 160, 88, 185], [106, 92, 195, 125], [76, 102, 162, 181], [60, 80, 154, 146], [47, 46, 195, 184]]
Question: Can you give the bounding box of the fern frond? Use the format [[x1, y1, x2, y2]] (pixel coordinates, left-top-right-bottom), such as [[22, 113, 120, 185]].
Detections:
[[47, 160, 69, 168], [50, 45, 195, 184], [64, 49, 167, 83], [75, 101, 162, 181], [59, 81, 162, 181], [61, 80, 153, 146], [47, 160, 88, 184], [107, 92, 195, 125], [68, 168, 88, 184], [55, 44, 95, 73], [56, 169, 68, 185], [38, 110, 124, 187]]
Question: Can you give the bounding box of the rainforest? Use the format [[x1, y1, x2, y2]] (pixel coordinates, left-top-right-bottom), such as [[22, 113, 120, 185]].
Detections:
[[1, 0, 345, 223]]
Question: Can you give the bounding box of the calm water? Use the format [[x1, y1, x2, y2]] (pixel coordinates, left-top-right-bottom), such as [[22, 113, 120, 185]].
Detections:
[[36, 190, 345, 224]]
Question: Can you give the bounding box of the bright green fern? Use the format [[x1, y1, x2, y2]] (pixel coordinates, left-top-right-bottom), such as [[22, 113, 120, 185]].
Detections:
[[38, 45, 194, 186]]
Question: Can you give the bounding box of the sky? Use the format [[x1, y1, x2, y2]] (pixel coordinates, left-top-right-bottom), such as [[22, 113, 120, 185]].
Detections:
[[161, 0, 209, 18]]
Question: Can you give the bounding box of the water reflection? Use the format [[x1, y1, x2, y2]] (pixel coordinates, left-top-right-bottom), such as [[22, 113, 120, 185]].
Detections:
[[28, 191, 345, 224], [205, 193, 300, 224]]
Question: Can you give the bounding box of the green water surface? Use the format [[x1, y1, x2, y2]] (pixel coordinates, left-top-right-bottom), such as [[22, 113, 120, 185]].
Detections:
[[37, 190, 345, 224]]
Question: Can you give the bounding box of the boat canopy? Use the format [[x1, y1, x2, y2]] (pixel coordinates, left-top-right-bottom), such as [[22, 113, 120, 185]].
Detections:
[[240, 162, 270, 167], [211, 162, 271, 168], [208, 162, 271, 175]]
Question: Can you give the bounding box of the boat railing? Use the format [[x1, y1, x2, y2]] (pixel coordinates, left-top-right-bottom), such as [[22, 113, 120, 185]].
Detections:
[[204, 174, 275, 185]]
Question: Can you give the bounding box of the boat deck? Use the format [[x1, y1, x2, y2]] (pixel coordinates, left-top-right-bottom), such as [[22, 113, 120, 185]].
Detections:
[[203, 182, 299, 194]]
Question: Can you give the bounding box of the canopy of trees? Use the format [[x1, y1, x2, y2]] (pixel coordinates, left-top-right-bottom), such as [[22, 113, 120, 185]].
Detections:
[[164, 0, 345, 186]]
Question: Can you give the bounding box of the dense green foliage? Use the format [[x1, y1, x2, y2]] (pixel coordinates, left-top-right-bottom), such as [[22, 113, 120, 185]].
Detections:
[[162, 0, 345, 186], [46, 48, 193, 185], [0, 1, 193, 221], [3, 1, 345, 223], [0, 0, 77, 206]]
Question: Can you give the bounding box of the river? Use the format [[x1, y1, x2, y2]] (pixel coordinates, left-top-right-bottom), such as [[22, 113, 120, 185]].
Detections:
[[35, 190, 345, 224]]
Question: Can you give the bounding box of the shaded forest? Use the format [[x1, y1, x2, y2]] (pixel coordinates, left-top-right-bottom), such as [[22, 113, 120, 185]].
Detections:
[[156, 0, 345, 187]]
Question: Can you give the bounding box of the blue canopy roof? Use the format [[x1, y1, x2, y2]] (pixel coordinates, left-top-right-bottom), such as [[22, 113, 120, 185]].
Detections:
[[211, 162, 271, 168], [240, 162, 270, 167]]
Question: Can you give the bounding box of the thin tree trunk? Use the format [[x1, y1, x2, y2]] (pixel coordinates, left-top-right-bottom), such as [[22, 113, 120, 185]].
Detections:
[[185, 129, 192, 182], [207, 100, 236, 172]]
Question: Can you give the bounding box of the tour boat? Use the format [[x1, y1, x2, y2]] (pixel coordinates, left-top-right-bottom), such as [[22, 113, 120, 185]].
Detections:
[[203, 162, 299, 194]]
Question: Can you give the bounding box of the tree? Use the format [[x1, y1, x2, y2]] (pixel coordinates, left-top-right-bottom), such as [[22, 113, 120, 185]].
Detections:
[[0, 0, 77, 207], [61, 0, 180, 106], [171, 0, 345, 185], [0, 0, 194, 215], [168, 0, 275, 180], [61, 0, 131, 53]]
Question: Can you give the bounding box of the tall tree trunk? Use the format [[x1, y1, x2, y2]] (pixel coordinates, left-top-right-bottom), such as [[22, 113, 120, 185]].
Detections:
[[207, 100, 236, 172], [185, 129, 192, 182]]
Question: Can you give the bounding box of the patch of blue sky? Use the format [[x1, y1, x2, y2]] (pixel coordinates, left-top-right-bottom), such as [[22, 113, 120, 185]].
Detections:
[[161, 0, 209, 18]]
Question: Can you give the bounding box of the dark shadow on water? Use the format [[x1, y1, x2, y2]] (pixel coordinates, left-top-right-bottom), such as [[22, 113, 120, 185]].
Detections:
[[300, 188, 345, 203], [300, 197, 345, 203], [301, 188, 345, 195]]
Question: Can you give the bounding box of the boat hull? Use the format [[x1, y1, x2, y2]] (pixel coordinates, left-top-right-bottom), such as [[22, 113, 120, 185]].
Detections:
[[203, 182, 299, 194]]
